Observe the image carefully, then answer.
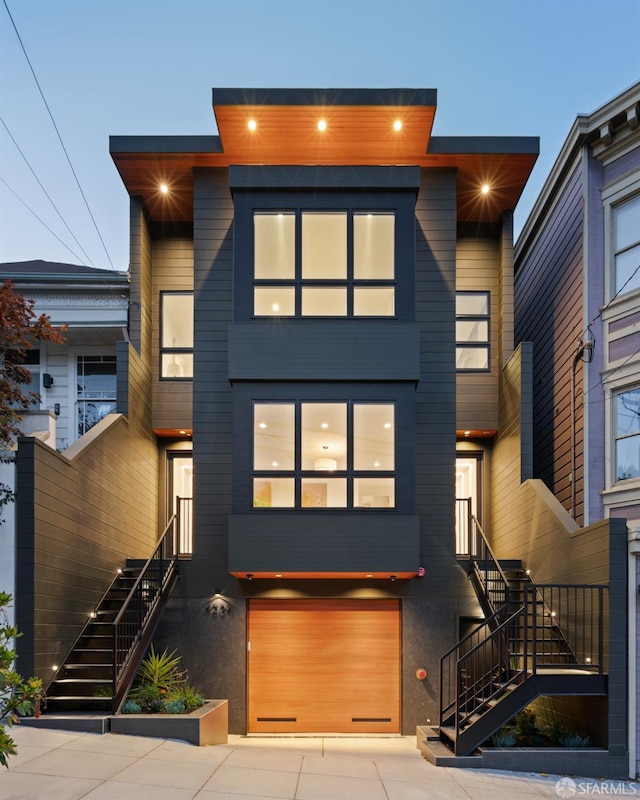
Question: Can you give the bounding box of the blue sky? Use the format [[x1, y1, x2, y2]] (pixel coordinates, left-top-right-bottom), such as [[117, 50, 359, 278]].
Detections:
[[1, 0, 639, 271]]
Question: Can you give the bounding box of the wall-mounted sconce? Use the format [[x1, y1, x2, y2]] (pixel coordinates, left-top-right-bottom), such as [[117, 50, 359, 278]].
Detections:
[[42, 373, 53, 388], [390, 574, 397, 582], [246, 574, 253, 581], [54, 403, 60, 416], [207, 591, 231, 617]]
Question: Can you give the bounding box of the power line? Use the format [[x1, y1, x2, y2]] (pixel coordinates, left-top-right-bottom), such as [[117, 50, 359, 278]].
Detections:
[[2, 0, 114, 269], [0, 176, 85, 263], [0, 115, 94, 266]]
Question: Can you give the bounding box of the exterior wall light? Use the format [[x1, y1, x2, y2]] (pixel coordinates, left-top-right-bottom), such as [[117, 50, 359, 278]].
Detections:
[[207, 592, 230, 616]]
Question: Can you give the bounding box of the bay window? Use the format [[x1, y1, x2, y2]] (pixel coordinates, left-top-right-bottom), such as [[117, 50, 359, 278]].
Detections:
[[615, 387, 640, 481], [253, 401, 395, 508]]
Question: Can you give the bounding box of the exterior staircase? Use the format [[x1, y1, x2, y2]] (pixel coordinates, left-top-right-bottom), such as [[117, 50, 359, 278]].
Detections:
[[438, 511, 608, 757], [43, 515, 179, 715]]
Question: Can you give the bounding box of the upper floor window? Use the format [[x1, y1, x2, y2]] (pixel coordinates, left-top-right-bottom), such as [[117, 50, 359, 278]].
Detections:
[[456, 292, 490, 370], [613, 194, 640, 296], [161, 292, 194, 379], [253, 211, 395, 317], [77, 355, 116, 437], [614, 387, 640, 482], [253, 401, 395, 508]]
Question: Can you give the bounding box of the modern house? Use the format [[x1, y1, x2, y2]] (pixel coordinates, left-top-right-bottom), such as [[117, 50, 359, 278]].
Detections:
[[0, 260, 128, 621], [515, 81, 640, 779], [11, 88, 628, 777]]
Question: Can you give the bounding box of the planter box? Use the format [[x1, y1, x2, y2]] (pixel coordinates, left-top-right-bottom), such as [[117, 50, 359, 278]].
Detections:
[[111, 699, 228, 746]]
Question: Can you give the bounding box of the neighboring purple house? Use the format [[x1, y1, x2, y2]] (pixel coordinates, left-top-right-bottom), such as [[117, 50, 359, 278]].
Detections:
[[515, 81, 640, 779]]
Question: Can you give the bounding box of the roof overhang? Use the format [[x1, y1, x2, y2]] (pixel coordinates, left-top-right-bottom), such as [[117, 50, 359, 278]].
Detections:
[[110, 88, 539, 225]]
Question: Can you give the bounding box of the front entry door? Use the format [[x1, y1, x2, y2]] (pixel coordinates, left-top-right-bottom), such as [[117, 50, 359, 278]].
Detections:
[[248, 599, 400, 733]]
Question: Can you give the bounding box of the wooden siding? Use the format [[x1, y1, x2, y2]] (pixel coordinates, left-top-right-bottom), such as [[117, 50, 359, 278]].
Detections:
[[515, 161, 585, 523], [456, 235, 500, 430], [151, 235, 194, 430], [16, 411, 159, 679]]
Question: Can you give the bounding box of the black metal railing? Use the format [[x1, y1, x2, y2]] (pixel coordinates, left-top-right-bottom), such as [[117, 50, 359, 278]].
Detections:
[[468, 514, 511, 616], [439, 583, 608, 744], [112, 514, 178, 711]]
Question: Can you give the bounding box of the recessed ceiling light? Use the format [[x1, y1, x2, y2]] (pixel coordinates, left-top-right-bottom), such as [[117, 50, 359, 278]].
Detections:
[[366, 574, 373, 578], [272, 461, 278, 467], [464, 430, 471, 436], [317, 119, 327, 132], [275, 573, 283, 578], [481, 184, 490, 195], [393, 119, 402, 131], [321, 422, 328, 429], [179, 430, 186, 435], [248, 119, 257, 131], [374, 461, 381, 467], [159, 183, 169, 194], [259, 422, 267, 429], [272, 303, 280, 312], [384, 422, 391, 429]]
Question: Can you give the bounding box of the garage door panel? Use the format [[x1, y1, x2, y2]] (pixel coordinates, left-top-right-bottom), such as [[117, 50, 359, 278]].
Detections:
[[248, 599, 400, 733]]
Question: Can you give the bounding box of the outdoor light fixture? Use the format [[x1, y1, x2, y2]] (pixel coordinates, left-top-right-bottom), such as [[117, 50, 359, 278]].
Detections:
[[393, 119, 402, 131], [481, 184, 490, 195], [390, 574, 397, 582], [317, 119, 327, 132], [248, 119, 257, 131], [246, 574, 253, 581], [207, 591, 230, 616], [159, 183, 169, 194], [89, 611, 97, 619]]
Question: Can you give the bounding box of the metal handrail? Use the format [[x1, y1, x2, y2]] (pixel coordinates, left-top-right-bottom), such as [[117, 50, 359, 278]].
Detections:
[[468, 514, 511, 616], [111, 514, 178, 711]]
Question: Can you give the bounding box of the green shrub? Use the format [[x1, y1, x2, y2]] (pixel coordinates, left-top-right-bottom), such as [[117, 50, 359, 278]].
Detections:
[[515, 706, 537, 737], [165, 699, 187, 714], [129, 684, 164, 713], [491, 727, 517, 747], [121, 700, 141, 714], [136, 645, 185, 694], [558, 732, 591, 748], [174, 685, 205, 713]]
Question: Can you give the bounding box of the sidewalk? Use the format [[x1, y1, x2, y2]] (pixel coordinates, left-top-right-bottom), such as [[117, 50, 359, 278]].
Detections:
[[0, 726, 636, 799]]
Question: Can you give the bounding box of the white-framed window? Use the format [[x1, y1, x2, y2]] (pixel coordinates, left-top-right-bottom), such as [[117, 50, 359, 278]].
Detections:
[[252, 401, 396, 508], [253, 211, 395, 317], [456, 292, 490, 370], [614, 386, 640, 482], [160, 292, 194, 378], [76, 354, 117, 438], [612, 193, 640, 297]]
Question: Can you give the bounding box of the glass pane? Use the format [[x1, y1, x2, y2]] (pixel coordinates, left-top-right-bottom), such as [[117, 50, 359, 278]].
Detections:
[[353, 287, 395, 316], [253, 478, 295, 508], [354, 478, 395, 508], [77, 356, 117, 398], [162, 294, 194, 348], [353, 404, 394, 470], [254, 213, 295, 279], [254, 404, 295, 470], [354, 213, 394, 279], [616, 437, 640, 481], [302, 213, 347, 279], [615, 244, 640, 294], [301, 478, 347, 508], [161, 353, 194, 378], [301, 287, 347, 316], [301, 403, 347, 471], [456, 293, 489, 316], [615, 195, 640, 251], [254, 286, 295, 316], [78, 400, 116, 437], [456, 347, 489, 370], [616, 390, 640, 437], [456, 320, 489, 343]]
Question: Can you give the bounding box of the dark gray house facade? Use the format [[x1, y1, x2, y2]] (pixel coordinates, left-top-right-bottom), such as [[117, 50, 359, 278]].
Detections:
[[13, 88, 629, 776]]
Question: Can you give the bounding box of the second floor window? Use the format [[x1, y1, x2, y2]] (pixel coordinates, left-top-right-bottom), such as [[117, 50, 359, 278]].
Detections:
[[615, 387, 640, 482], [456, 292, 490, 370], [253, 211, 395, 317], [613, 194, 640, 296], [253, 401, 396, 508], [161, 292, 194, 378]]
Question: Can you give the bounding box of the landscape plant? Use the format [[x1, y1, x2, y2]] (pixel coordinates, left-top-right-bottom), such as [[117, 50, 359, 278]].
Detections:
[[124, 645, 204, 715]]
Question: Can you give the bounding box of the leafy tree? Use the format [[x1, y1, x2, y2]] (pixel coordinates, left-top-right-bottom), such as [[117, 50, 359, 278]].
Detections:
[[0, 591, 42, 768], [0, 279, 66, 520]]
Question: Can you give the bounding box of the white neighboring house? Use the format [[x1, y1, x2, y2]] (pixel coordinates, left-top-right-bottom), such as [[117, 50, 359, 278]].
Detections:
[[0, 260, 129, 620]]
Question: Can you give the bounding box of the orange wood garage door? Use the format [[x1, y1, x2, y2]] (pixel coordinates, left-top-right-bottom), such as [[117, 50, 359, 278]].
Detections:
[[248, 599, 400, 733]]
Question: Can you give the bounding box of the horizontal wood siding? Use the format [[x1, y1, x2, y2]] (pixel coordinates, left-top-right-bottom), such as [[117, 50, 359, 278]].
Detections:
[[151, 235, 194, 430], [16, 410, 159, 679], [515, 162, 585, 523], [456, 235, 500, 430]]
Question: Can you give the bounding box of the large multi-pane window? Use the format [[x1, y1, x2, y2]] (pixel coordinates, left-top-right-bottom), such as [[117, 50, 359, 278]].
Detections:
[[254, 211, 395, 317], [161, 292, 194, 378], [456, 292, 490, 370], [615, 387, 640, 482], [253, 401, 395, 508], [613, 194, 640, 296], [77, 355, 117, 437]]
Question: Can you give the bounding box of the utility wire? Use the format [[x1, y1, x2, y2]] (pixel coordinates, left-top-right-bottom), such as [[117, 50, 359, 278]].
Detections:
[[3, 0, 114, 269], [0, 115, 94, 266], [0, 176, 85, 263]]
